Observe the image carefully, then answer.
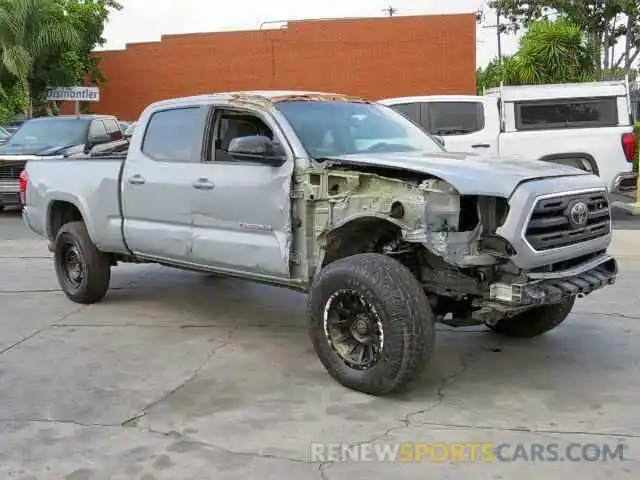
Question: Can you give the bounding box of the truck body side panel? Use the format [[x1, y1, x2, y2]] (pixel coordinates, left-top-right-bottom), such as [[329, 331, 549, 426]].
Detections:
[[23, 158, 127, 254]]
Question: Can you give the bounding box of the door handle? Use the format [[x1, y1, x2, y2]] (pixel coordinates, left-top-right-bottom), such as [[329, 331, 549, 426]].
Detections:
[[471, 144, 491, 148], [193, 178, 215, 190], [128, 174, 146, 185]]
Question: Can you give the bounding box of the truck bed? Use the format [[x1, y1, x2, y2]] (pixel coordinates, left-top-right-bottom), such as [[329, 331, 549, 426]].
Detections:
[[23, 155, 129, 253]]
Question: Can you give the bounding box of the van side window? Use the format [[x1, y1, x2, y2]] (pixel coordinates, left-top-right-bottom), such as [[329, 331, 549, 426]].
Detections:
[[515, 97, 618, 131], [142, 106, 208, 162], [425, 102, 485, 136]]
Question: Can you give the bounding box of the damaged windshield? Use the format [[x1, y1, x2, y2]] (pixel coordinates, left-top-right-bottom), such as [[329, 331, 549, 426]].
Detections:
[[276, 100, 444, 158]]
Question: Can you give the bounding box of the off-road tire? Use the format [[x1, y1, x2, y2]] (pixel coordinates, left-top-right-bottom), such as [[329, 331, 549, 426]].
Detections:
[[53, 221, 111, 304], [308, 253, 435, 395], [487, 298, 575, 338]]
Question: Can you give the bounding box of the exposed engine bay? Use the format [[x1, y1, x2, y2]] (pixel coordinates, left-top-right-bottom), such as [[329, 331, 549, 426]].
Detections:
[[301, 165, 617, 327]]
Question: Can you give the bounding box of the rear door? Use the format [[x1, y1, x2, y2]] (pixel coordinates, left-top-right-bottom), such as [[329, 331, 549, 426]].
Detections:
[[121, 105, 208, 262]]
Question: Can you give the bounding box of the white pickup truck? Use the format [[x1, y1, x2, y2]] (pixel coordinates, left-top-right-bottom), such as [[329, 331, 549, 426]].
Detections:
[[380, 81, 637, 195]]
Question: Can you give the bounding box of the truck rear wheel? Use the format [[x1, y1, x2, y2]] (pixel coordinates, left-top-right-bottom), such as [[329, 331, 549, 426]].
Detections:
[[308, 253, 434, 395], [487, 298, 575, 338], [53, 221, 111, 304]]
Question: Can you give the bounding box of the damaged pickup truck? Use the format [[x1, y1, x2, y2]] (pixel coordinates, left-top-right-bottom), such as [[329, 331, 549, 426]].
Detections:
[[22, 91, 618, 395]]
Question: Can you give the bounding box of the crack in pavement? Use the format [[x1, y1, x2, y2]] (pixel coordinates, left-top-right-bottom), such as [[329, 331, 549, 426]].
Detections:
[[0, 304, 89, 356], [0, 285, 162, 294], [574, 311, 640, 320], [413, 421, 640, 439], [120, 326, 240, 427], [0, 417, 321, 468], [318, 355, 469, 479], [52, 323, 306, 329]]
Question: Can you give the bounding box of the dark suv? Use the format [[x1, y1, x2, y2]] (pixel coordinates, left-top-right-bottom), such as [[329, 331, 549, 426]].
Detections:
[[0, 115, 122, 211]]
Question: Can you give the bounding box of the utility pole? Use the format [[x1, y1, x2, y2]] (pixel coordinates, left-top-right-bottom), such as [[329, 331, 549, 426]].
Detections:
[[496, 7, 502, 67], [382, 5, 397, 17], [481, 7, 503, 67]]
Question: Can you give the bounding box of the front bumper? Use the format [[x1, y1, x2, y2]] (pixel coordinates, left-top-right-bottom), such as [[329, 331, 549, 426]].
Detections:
[[489, 256, 617, 307]]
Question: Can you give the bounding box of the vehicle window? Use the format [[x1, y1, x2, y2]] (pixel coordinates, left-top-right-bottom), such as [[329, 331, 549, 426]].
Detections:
[[425, 101, 485, 136], [89, 120, 107, 138], [212, 111, 275, 162], [125, 122, 136, 137], [516, 97, 618, 130], [389, 102, 420, 124], [10, 118, 90, 146], [276, 101, 443, 158], [103, 119, 123, 140], [142, 107, 208, 162]]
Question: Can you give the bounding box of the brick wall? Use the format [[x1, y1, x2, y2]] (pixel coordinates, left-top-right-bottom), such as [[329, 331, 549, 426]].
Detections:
[[83, 13, 476, 119]]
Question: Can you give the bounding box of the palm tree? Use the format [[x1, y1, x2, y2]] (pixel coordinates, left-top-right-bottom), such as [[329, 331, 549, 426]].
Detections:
[[0, 0, 79, 117], [511, 19, 597, 85]]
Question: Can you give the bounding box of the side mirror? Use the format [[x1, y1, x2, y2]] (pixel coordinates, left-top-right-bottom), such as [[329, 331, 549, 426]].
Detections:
[[433, 135, 445, 149], [228, 135, 286, 166]]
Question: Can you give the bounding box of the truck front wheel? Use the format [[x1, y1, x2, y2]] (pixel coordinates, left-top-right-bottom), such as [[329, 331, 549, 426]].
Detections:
[[308, 253, 435, 395], [487, 298, 575, 338], [53, 221, 111, 304]]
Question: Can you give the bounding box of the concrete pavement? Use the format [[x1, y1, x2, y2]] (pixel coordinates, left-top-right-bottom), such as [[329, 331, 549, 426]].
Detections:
[[0, 210, 639, 478]]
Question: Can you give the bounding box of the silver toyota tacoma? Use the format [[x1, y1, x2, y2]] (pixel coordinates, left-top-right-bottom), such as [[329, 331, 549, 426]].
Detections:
[[22, 91, 618, 395]]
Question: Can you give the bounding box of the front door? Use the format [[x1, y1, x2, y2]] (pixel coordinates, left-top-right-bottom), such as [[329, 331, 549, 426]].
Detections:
[[189, 106, 294, 279], [121, 105, 208, 262], [417, 100, 499, 156]]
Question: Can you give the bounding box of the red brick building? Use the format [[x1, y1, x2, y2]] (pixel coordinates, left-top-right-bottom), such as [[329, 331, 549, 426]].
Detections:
[[87, 13, 477, 119]]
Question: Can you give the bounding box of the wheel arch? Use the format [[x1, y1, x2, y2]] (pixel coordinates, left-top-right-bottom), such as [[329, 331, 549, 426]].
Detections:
[[319, 214, 406, 268], [46, 195, 96, 244]]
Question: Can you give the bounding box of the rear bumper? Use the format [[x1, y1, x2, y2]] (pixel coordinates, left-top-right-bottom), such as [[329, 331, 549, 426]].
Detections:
[[489, 256, 617, 307], [0, 181, 19, 206], [612, 172, 636, 193]]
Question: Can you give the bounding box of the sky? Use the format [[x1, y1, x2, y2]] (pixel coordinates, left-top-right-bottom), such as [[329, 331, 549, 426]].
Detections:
[[101, 0, 522, 67]]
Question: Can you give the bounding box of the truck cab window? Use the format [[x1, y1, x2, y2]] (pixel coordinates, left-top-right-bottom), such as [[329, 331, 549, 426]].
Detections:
[[212, 111, 274, 162], [142, 106, 207, 162], [390, 102, 420, 124], [425, 101, 485, 136]]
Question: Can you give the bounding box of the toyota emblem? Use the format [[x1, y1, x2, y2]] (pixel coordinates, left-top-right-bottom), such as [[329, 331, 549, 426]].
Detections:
[[568, 201, 589, 227]]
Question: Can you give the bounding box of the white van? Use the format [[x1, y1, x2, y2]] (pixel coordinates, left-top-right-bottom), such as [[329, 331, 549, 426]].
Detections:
[[380, 81, 637, 194]]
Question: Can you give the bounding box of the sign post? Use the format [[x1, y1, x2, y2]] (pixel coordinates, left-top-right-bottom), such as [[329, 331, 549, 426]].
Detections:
[[46, 86, 100, 114]]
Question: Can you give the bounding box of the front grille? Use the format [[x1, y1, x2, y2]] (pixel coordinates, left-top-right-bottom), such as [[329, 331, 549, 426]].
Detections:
[[525, 190, 610, 251], [0, 161, 26, 180]]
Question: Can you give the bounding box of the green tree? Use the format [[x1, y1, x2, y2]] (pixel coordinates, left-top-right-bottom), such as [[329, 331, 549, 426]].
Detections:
[[0, 0, 81, 116], [64, 0, 122, 85], [477, 19, 596, 90], [512, 19, 597, 84], [29, 0, 122, 114], [489, 0, 640, 78]]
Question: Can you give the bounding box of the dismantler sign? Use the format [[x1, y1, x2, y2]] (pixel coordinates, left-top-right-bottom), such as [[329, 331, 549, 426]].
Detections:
[[46, 86, 100, 102]]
